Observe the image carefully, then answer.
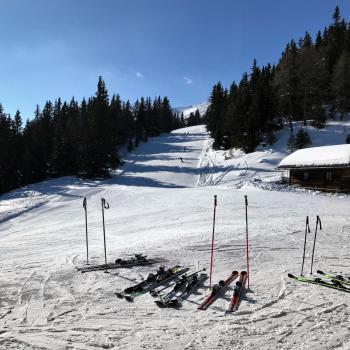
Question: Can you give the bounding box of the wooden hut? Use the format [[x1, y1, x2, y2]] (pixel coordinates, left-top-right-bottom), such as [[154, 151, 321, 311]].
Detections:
[[277, 144, 350, 192]]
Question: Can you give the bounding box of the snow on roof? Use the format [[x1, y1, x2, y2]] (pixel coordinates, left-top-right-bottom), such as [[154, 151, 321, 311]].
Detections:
[[278, 144, 350, 169]]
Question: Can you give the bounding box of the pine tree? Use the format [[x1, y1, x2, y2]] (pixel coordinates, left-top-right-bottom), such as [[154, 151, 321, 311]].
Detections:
[[205, 82, 227, 149], [294, 128, 311, 149], [274, 40, 302, 121], [332, 52, 350, 117], [298, 34, 328, 126], [287, 131, 296, 151]]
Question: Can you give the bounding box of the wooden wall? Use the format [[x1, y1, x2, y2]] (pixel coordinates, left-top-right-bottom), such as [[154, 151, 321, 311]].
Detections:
[[290, 168, 350, 192]]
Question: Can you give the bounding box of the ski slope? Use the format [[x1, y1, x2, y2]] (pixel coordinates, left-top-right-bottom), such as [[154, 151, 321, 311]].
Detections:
[[0, 124, 350, 350]]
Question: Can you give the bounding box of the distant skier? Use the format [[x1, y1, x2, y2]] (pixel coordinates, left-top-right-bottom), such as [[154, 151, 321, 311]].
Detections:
[[180, 157, 184, 163]]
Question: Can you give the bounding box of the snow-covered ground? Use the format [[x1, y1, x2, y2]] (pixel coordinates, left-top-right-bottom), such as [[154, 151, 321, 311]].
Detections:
[[0, 123, 350, 349]]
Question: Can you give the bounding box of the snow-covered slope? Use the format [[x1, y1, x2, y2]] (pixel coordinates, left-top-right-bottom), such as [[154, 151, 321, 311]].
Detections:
[[0, 123, 350, 350], [198, 120, 350, 190], [173, 101, 209, 118]]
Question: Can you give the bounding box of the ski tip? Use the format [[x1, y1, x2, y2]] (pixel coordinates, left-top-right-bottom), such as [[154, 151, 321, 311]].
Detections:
[[155, 301, 165, 308], [197, 304, 208, 311], [317, 270, 325, 275], [287, 273, 296, 279], [168, 300, 180, 308], [115, 293, 124, 299], [124, 296, 134, 302]]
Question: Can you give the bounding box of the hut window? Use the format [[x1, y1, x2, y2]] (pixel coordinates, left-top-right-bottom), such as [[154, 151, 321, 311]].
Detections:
[[303, 171, 309, 182], [326, 171, 332, 183]]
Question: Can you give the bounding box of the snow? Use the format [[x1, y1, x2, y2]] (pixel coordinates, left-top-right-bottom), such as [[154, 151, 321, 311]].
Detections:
[[0, 122, 350, 349], [173, 102, 209, 119], [278, 144, 350, 169]]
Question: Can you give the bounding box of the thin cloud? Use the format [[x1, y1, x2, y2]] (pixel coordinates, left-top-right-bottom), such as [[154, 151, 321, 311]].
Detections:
[[136, 71, 143, 78], [184, 77, 193, 85]]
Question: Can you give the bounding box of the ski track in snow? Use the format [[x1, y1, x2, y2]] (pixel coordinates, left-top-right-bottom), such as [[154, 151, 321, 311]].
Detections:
[[0, 123, 350, 349]]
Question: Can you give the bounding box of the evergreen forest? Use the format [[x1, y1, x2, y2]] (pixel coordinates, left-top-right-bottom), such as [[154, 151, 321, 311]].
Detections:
[[205, 6, 350, 152], [0, 77, 185, 194]]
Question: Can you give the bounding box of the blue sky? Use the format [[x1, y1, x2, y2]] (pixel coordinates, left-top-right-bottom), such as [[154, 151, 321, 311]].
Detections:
[[0, 0, 349, 119]]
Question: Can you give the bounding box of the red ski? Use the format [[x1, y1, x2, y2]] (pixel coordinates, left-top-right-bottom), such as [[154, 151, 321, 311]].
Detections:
[[226, 271, 247, 313], [198, 271, 238, 310]]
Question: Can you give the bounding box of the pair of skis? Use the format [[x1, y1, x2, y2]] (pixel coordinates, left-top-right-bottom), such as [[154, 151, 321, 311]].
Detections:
[[115, 266, 189, 302], [151, 269, 208, 308], [76, 254, 162, 273], [288, 270, 350, 294], [198, 270, 247, 313]]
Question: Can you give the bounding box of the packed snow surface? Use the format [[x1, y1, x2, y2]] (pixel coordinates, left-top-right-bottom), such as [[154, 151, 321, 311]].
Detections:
[[278, 144, 350, 168], [0, 123, 350, 349]]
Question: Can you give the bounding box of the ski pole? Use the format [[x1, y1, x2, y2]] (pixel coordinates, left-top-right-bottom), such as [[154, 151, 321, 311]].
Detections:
[[245, 195, 250, 288], [310, 215, 322, 274], [83, 197, 89, 265], [101, 198, 110, 273], [209, 195, 217, 288], [301, 216, 310, 276]]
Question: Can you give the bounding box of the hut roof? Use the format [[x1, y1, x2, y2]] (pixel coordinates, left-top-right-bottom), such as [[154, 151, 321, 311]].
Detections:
[[278, 144, 350, 169]]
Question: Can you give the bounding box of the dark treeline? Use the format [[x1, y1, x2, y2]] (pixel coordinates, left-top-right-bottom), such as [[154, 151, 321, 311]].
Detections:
[[205, 6, 350, 152], [0, 77, 183, 195]]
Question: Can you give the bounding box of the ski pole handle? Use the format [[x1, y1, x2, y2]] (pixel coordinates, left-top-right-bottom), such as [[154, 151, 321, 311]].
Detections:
[[317, 215, 322, 230], [102, 198, 110, 209], [306, 216, 310, 233], [245, 195, 248, 206], [214, 195, 217, 206], [83, 197, 87, 209]]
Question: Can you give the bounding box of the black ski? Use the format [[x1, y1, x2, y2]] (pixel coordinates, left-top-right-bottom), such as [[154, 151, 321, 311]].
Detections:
[[115, 266, 189, 302], [165, 273, 208, 308], [150, 268, 205, 299], [154, 275, 188, 307], [153, 269, 206, 307], [76, 254, 162, 273]]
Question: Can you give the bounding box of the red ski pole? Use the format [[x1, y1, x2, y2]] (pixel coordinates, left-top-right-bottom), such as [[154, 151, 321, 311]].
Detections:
[[244, 195, 250, 288], [209, 195, 217, 288]]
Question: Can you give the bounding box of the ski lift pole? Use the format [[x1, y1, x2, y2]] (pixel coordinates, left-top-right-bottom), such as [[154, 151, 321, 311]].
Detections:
[[300, 216, 310, 276], [101, 198, 110, 273], [209, 195, 217, 288], [245, 195, 250, 288], [83, 197, 89, 264], [310, 215, 322, 274]]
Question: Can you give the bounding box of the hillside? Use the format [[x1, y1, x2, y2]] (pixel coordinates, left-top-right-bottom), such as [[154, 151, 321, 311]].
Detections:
[[173, 101, 209, 119], [0, 122, 350, 349]]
